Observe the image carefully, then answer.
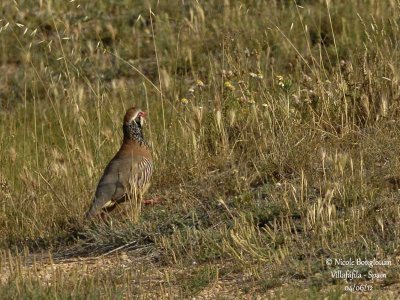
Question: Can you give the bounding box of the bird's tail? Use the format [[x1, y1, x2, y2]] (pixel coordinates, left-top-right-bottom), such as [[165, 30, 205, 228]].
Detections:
[[85, 200, 97, 219], [85, 198, 116, 219]]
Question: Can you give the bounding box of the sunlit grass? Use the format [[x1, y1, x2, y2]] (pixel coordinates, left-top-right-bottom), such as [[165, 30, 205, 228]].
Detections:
[[1, 0, 400, 298]]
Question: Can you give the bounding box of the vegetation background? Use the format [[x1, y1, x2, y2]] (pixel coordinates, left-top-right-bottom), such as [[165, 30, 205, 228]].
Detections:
[[0, 0, 400, 298]]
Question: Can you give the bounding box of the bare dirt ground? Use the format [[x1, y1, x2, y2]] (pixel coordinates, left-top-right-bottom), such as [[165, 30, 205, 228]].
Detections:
[[2, 249, 400, 299], [1, 250, 251, 299]]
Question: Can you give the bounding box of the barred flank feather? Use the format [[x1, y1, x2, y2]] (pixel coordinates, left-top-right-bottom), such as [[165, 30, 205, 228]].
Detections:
[[136, 157, 153, 188]]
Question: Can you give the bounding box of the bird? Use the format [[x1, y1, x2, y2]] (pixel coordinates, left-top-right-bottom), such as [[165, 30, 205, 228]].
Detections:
[[85, 106, 153, 219]]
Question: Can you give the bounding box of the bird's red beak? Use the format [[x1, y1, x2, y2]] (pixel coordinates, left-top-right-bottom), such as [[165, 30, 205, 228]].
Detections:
[[140, 111, 147, 118]]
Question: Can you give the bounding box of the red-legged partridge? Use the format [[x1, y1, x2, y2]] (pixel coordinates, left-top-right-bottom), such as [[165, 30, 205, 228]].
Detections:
[[86, 107, 153, 219]]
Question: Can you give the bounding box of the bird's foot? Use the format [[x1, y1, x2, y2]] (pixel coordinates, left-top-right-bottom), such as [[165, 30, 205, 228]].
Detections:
[[143, 196, 164, 205]]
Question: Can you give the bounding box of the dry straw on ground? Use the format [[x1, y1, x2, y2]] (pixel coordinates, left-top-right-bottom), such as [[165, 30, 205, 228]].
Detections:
[[0, 0, 400, 298]]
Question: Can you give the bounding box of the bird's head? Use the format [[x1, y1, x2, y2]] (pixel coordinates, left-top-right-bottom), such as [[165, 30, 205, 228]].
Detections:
[[123, 107, 148, 143], [124, 107, 147, 128]]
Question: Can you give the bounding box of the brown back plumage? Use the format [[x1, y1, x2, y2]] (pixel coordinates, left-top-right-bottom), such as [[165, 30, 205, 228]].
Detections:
[[85, 106, 153, 218]]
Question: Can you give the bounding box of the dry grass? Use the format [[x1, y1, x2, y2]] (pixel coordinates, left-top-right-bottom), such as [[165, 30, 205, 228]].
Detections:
[[1, 0, 400, 298]]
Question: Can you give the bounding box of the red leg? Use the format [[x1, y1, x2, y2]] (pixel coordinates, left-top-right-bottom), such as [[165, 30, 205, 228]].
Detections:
[[143, 196, 164, 205]]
